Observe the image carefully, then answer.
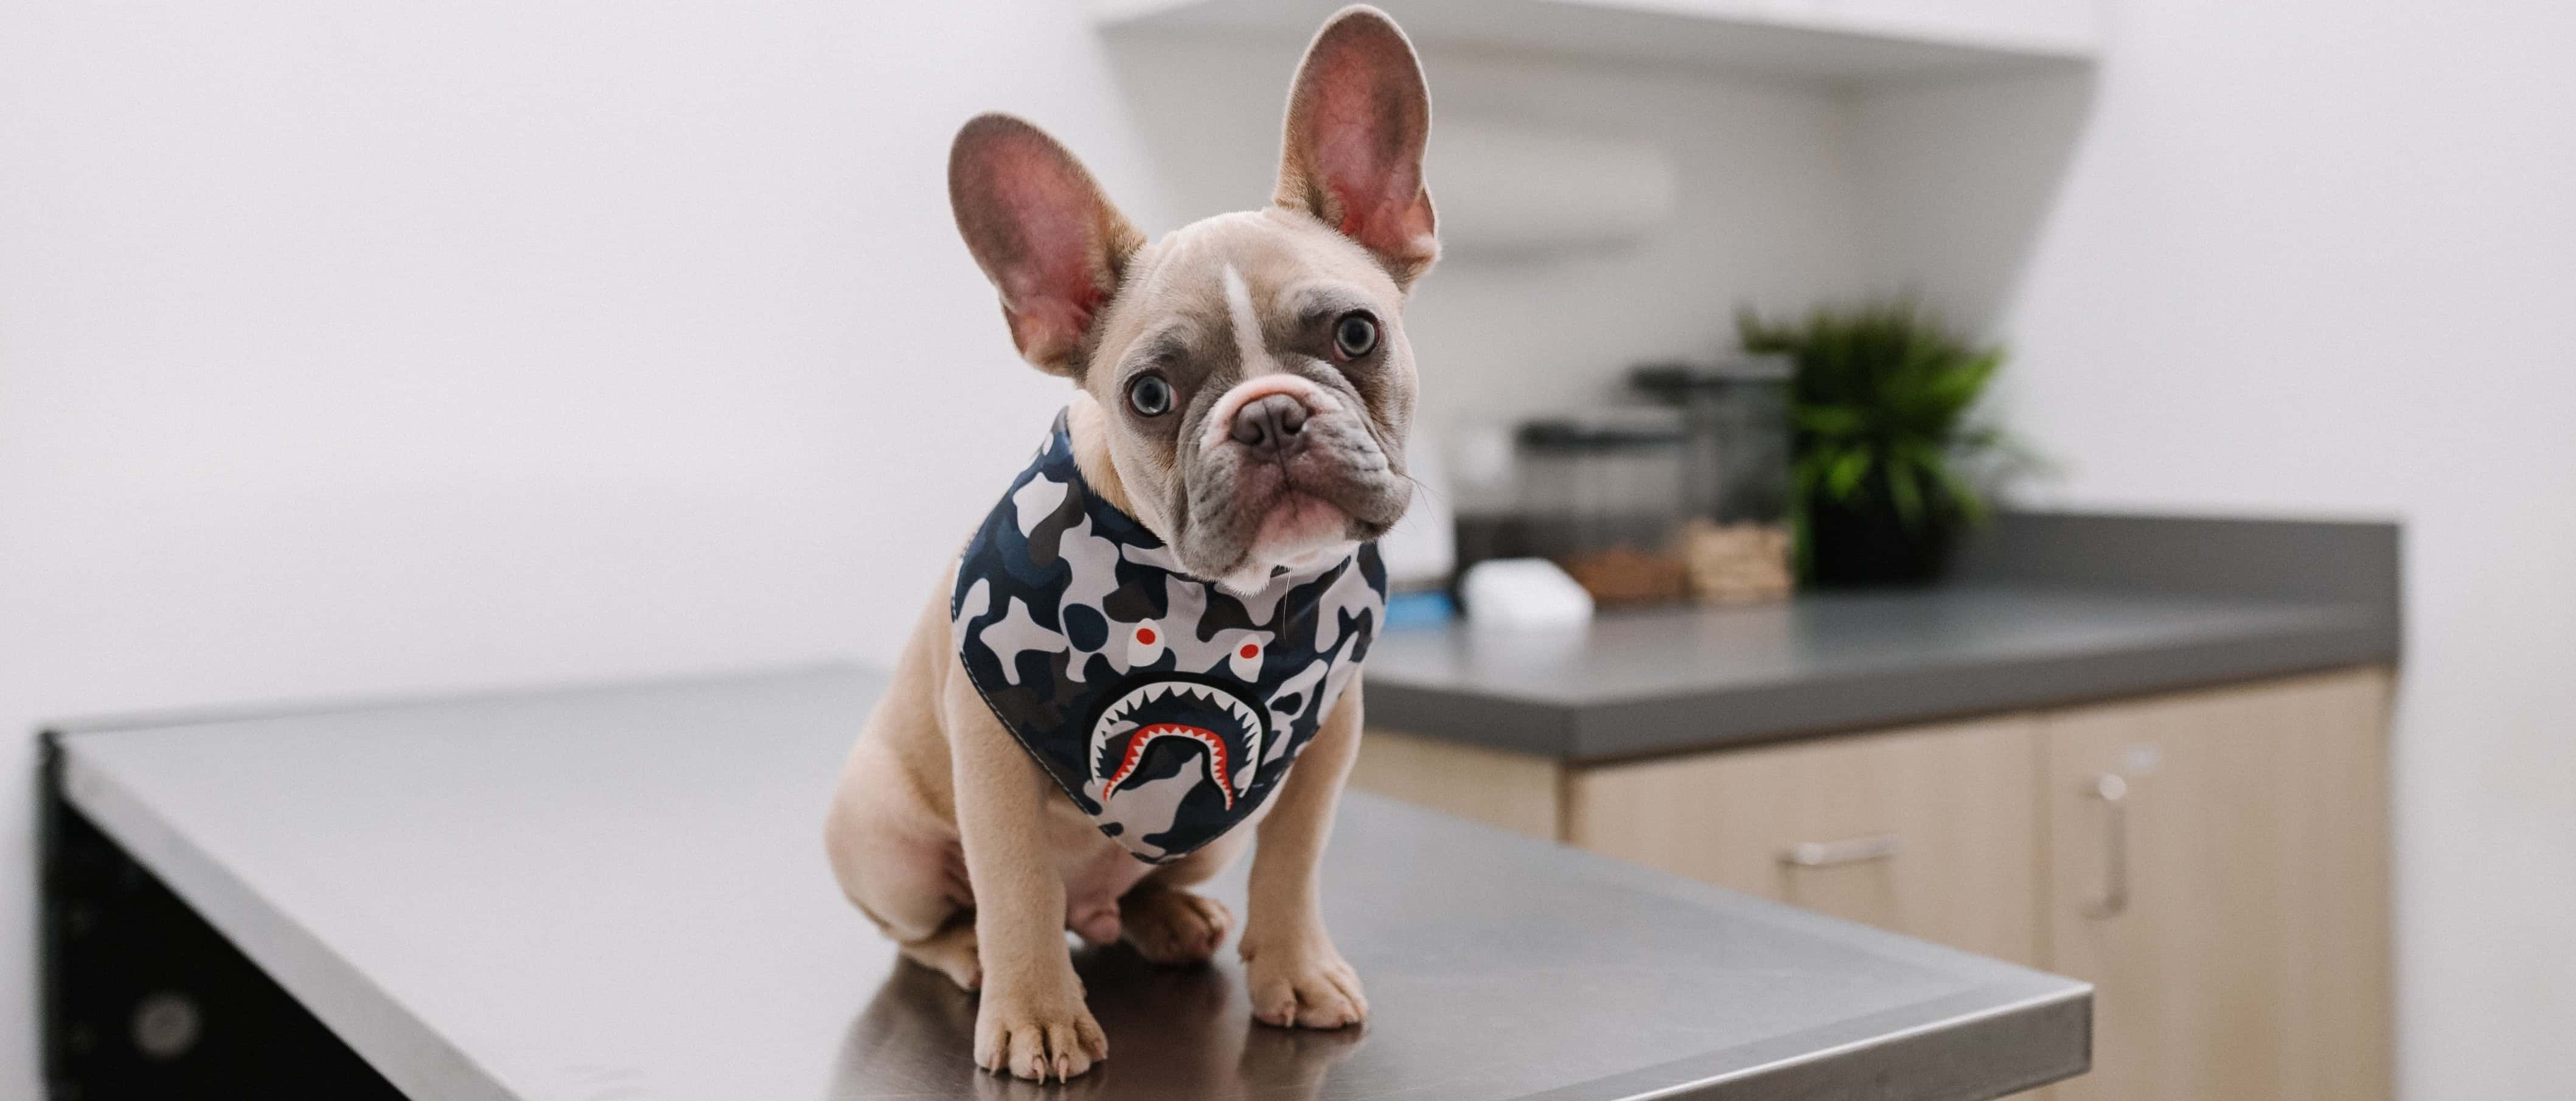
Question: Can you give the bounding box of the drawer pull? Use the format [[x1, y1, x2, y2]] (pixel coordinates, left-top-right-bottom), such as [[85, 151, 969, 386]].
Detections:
[[1778, 835, 1902, 869], [2084, 773, 2131, 919]]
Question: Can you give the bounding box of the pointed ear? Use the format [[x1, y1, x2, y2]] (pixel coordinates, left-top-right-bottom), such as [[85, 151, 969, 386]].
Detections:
[[1273, 5, 1438, 288], [949, 114, 1144, 376]]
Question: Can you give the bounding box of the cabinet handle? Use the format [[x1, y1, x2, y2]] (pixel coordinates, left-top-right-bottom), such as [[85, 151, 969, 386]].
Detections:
[[2084, 773, 2130, 919], [1778, 834, 1902, 869]]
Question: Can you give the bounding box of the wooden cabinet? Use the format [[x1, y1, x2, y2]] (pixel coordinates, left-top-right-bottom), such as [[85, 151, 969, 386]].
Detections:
[[1355, 666, 2393, 1101], [1344, 728, 1563, 841], [1565, 715, 2043, 965], [2039, 670, 2393, 1101]]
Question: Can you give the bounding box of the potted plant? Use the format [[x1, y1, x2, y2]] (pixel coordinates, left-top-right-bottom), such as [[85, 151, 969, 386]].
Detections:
[[1736, 300, 2016, 586]]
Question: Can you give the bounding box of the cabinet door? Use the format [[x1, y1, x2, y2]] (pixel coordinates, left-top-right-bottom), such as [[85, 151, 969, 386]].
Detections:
[[2041, 668, 2392, 1101], [1565, 716, 2042, 965], [1349, 728, 1564, 841]]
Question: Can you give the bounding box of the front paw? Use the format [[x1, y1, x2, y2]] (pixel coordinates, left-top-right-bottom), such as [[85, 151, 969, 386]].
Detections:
[[1121, 886, 1233, 965], [973, 976, 1109, 1080], [1239, 931, 1367, 1029]]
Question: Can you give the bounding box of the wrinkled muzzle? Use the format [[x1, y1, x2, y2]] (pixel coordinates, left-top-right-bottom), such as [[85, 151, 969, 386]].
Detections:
[[1178, 379, 1409, 578]]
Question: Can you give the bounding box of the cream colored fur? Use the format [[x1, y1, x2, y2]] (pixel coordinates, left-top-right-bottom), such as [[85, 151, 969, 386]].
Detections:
[[823, 5, 1432, 1082]]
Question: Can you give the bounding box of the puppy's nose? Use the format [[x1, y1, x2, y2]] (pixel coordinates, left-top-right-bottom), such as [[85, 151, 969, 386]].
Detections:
[[1230, 394, 1309, 459]]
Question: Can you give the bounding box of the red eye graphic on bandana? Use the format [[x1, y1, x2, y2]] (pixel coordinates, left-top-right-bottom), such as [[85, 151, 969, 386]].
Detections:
[[1087, 678, 1269, 810]]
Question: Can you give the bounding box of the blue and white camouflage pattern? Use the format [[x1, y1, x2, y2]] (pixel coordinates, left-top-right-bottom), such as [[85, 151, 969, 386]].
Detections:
[[950, 411, 1387, 864]]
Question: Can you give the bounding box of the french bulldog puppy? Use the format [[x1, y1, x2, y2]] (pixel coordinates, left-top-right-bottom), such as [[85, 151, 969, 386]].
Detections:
[[821, 5, 1436, 1083]]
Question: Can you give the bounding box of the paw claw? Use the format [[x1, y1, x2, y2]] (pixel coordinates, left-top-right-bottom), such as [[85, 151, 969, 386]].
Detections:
[[973, 981, 1107, 1080], [1243, 933, 1368, 1031]]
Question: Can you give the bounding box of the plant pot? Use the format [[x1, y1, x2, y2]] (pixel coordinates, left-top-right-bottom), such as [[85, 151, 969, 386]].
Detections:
[[1803, 495, 1960, 587]]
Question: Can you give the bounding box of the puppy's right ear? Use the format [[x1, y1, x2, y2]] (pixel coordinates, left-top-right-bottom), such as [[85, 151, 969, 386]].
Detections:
[[949, 114, 1144, 377]]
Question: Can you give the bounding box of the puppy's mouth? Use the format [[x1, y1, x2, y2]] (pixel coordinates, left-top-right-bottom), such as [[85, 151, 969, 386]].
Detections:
[[1253, 490, 1357, 549], [1232, 459, 1402, 544]]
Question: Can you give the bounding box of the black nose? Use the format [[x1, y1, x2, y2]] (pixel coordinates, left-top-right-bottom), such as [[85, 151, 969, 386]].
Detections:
[[1230, 394, 1309, 459]]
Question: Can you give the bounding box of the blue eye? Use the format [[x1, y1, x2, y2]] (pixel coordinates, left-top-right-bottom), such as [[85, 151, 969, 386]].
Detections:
[[1128, 374, 1173, 417]]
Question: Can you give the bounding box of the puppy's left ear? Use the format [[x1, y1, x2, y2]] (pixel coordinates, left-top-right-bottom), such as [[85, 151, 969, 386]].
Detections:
[[1273, 5, 1438, 288], [950, 113, 1146, 377]]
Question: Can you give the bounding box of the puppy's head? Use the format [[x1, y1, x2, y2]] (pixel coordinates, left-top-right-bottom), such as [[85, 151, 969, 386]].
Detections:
[[949, 5, 1436, 590]]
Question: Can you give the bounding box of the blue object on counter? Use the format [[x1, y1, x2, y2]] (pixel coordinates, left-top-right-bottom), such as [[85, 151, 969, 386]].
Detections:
[[1383, 591, 1456, 630]]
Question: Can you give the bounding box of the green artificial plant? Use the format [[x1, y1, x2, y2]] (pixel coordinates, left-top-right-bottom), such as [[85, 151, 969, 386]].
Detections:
[[1736, 300, 2016, 585]]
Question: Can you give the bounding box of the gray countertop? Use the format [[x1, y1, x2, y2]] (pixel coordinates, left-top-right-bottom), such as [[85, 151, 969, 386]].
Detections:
[[1365, 583, 2395, 762], [52, 667, 2089, 1101]]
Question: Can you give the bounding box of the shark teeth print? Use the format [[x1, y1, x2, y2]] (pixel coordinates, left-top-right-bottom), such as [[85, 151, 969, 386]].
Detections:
[[1088, 678, 1268, 797], [1101, 723, 1234, 810], [1097, 680, 1267, 745]]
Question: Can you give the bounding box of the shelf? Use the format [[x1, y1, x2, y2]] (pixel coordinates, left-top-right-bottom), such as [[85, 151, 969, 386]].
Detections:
[[1090, 0, 2100, 84]]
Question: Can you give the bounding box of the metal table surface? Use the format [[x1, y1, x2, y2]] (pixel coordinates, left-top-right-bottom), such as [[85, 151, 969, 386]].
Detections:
[[50, 667, 2089, 1101]]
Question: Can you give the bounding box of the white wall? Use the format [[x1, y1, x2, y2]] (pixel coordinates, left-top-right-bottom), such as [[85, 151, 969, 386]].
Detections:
[[16, 1, 2563, 1095], [0, 1, 1130, 1091], [0, 3, 1857, 1091], [1107, 35, 1867, 434], [1856, 2, 2576, 1097]]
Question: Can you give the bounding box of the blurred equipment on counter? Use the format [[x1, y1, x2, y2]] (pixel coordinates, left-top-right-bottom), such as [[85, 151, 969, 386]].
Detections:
[[1514, 413, 1691, 606], [1634, 357, 1796, 605], [1679, 519, 1793, 603], [1376, 429, 1457, 591], [1559, 544, 1691, 605], [1383, 590, 1458, 630], [1459, 557, 1594, 627]]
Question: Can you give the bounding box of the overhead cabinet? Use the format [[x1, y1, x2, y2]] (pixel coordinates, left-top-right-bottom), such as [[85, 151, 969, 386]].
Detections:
[[1090, 0, 2102, 85]]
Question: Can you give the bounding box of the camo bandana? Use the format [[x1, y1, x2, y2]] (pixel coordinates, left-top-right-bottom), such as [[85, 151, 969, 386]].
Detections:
[[950, 411, 1386, 864]]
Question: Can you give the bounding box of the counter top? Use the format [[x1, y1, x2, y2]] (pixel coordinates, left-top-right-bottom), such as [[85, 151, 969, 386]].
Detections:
[[1371, 512, 2403, 762], [1366, 584, 2392, 761], [49, 667, 2089, 1101]]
